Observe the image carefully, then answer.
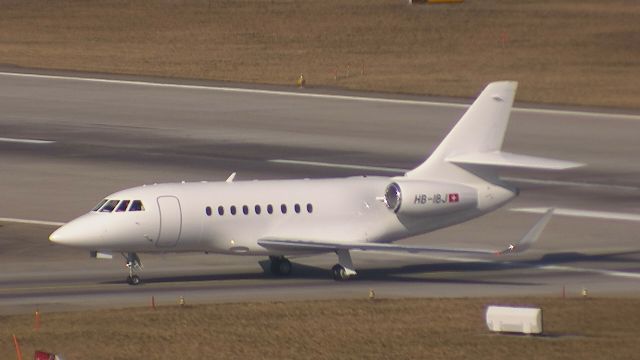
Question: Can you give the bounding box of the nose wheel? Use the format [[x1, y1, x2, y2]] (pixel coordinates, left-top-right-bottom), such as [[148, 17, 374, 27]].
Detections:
[[127, 274, 141, 285], [123, 252, 143, 286]]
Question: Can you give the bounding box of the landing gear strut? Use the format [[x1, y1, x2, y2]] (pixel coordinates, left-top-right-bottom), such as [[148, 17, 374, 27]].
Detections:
[[269, 256, 292, 276], [123, 252, 143, 285]]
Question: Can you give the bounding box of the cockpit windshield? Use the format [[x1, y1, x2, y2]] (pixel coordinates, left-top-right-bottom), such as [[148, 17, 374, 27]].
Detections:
[[92, 199, 108, 211], [129, 200, 144, 211], [93, 199, 145, 212], [115, 200, 130, 212], [100, 200, 120, 213]]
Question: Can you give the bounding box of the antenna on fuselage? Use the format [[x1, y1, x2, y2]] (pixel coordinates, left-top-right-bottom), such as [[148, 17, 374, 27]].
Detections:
[[226, 172, 237, 183]]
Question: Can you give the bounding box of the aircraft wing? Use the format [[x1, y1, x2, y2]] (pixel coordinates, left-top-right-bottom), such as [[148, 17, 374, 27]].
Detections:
[[259, 208, 554, 257]]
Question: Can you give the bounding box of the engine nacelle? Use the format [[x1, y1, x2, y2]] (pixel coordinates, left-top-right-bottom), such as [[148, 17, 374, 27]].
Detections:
[[383, 180, 478, 216]]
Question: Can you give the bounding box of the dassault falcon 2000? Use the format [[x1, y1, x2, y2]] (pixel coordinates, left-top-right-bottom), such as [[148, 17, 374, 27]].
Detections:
[[49, 81, 582, 285]]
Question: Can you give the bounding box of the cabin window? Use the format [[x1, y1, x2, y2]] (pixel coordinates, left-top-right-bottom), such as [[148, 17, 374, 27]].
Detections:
[[242, 205, 249, 215], [129, 200, 145, 212], [205, 206, 212, 216], [267, 204, 273, 214], [218, 206, 224, 216], [307, 203, 313, 213], [101, 200, 119, 213], [294, 204, 301, 214], [230, 206, 237, 215], [92, 199, 108, 212], [116, 200, 130, 212], [281, 204, 287, 214], [255, 205, 261, 215]]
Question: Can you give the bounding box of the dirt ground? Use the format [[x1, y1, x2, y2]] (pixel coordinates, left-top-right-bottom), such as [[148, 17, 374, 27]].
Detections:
[[0, 0, 638, 108], [2, 297, 639, 360]]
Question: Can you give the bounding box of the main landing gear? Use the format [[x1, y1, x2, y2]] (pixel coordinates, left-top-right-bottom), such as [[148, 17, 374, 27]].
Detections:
[[123, 252, 143, 285], [269, 255, 292, 276], [268, 250, 358, 280], [332, 249, 357, 281]]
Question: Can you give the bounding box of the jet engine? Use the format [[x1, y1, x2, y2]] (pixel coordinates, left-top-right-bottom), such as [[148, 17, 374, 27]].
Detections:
[[383, 180, 478, 216]]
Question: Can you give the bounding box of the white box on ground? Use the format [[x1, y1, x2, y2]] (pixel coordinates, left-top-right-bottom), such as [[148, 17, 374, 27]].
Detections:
[[485, 306, 543, 334]]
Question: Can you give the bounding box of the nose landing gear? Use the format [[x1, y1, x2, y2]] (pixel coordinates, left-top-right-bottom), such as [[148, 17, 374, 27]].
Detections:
[[122, 252, 143, 285]]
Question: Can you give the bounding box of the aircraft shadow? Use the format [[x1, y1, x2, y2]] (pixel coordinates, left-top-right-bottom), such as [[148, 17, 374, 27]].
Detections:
[[101, 249, 640, 286]]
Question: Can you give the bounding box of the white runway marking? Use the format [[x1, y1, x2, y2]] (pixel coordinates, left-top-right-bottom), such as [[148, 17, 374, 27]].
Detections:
[[269, 159, 407, 174], [2, 71, 639, 121], [0, 137, 55, 144], [363, 250, 640, 281], [500, 177, 640, 192], [538, 265, 640, 280], [511, 207, 640, 222], [0, 217, 64, 226], [268, 159, 637, 191]]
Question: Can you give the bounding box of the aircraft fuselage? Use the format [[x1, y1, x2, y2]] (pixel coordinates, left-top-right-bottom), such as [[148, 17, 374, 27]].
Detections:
[[51, 176, 514, 255]]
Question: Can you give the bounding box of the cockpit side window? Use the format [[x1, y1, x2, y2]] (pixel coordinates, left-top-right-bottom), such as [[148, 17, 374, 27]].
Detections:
[[92, 199, 108, 212], [101, 200, 119, 213], [129, 200, 145, 212], [116, 200, 130, 212]]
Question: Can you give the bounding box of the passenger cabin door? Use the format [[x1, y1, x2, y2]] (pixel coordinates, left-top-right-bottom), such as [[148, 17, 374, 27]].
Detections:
[[156, 196, 182, 248]]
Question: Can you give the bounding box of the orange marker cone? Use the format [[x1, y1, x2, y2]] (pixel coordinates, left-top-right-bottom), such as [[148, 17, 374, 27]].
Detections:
[[12, 334, 23, 360], [34, 309, 41, 331]]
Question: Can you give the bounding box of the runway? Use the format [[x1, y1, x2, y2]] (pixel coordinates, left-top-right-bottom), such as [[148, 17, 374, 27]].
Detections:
[[1, 70, 639, 314]]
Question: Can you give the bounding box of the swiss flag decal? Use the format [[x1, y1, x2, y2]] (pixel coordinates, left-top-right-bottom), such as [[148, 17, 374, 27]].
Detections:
[[448, 193, 459, 203]]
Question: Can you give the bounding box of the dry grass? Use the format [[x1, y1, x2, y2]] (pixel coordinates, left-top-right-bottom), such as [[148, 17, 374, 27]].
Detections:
[[2, 297, 640, 359], [0, 0, 638, 108]]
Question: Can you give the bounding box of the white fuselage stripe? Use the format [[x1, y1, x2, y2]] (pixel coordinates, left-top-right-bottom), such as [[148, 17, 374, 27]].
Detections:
[[0, 217, 64, 226], [510, 207, 640, 222], [1, 71, 639, 121], [0, 137, 55, 144]]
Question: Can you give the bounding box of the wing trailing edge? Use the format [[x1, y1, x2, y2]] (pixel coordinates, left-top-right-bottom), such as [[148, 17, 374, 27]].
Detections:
[[258, 208, 554, 257]]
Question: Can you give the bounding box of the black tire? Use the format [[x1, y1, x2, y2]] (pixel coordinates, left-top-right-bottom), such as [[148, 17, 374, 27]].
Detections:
[[278, 259, 292, 275], [129, 275, 141, 286], [270, 260, 281, 275], [270, 258, 292, 276], [331, 264, 346, 281]]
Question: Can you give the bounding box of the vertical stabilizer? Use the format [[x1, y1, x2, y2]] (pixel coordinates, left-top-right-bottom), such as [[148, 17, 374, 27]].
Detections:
[[405, 81, 518, 182]]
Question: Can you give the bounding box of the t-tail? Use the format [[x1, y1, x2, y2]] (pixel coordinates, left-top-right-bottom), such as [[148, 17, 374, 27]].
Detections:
[[405, 81, 583, 185]]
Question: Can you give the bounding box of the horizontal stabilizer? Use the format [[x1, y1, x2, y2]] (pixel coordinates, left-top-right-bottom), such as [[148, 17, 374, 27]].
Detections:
[[447, 151, 583, 170], [259, 209, 553, 257]]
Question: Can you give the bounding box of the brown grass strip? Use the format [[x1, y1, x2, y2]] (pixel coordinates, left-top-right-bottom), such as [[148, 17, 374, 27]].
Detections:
[[2, 297, 640, 359], [0, 1, 639, 108]]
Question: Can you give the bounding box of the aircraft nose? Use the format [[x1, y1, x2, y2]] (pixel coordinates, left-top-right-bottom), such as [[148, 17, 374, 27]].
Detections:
[[49, 214, 104, 247], [49, 223, 81, 245]]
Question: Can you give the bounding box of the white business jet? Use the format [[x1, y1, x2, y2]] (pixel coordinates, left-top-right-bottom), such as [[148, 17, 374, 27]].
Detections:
[[49, 81, 582, 285]]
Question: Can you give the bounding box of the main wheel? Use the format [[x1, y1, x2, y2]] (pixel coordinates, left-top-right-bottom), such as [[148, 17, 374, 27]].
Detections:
[[331, 264, 348, 281], [270, 257, 292, 276], [278, 259, 292, 276]]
